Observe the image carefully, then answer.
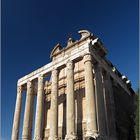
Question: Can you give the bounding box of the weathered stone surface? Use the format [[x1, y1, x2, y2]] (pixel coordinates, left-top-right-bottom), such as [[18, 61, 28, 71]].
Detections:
[[11, 86, 22, 140], [83, 53, 98, 139], [49, 69, 59, 140], [34, 75, 44, 140], [12, 30, 135, 140], [65, 60, 77, 139], [94, 64, 107, 137], [22, 81, 34, 140]]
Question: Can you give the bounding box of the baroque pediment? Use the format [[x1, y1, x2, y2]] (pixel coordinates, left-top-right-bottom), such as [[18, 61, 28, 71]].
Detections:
[[78, 30, 91, 39], [50, 43, 62, 58]]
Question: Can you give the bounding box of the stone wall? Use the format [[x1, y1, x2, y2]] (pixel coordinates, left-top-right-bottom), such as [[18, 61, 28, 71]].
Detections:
[[113, 82, 135, 140]]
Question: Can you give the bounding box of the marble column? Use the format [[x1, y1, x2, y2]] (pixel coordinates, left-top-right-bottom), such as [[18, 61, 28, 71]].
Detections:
[[49, 69, 58, 140], [44, 81, 49, 138], [65, 60, 77, 140], [83, 53, 98, 139], [22, 81, 34, 140], [94, 64, 107, 138], [11, 85, 22, 140], [34, 75, 44, 140], [103, 72, 117, 139]]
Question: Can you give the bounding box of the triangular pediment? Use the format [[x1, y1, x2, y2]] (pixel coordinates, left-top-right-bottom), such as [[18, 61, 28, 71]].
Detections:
[[50, 43, 62, 58]]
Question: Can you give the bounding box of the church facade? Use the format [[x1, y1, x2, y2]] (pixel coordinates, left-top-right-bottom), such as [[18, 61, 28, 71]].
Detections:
[[11, 30, 135, 140]]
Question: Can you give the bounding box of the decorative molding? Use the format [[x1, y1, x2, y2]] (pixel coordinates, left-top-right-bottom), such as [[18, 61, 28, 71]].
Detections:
[[78, 30, 91, 39], [50, 43, 62, 58]]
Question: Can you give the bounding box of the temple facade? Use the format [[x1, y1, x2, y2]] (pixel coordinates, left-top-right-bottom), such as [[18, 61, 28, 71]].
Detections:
[[11, 30, 135, 140]]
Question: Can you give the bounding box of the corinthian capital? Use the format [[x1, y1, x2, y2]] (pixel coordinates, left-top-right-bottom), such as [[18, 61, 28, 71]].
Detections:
[[66, 60, 73, 70], [17, 85, 22, 94], [52, 68, 58, 76], [38, 74, 44, 84], [83, 53, 92, 64], [27, 80, 32, 89]]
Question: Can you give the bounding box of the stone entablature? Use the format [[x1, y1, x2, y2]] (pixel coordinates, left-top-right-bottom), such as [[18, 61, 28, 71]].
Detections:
[[11, 29, 135, 140], [17, 30, 132, 95]]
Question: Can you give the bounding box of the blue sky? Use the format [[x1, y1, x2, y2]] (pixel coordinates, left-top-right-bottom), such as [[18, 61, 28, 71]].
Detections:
[[2, 0, 139, 139]]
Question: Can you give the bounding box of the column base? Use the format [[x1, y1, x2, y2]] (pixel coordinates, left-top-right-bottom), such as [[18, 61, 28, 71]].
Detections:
[[85, 134, 110, 140], [22, 135, 31, 140], [65, 133, 77, 140], [48, 136, 58, 140], [34, 137, 42, 140], [85, 130, 99, 140]]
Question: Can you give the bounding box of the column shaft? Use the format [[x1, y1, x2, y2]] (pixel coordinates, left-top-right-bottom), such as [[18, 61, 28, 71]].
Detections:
[[94, 64, 107, 138], [103, 72, 117, 139], [44, 81, 49, 138], [34, 75, 44, 140], [22, 81, 34, 140], [65, 61, 77, 139], [84, 53, 98, 138], [11, 86, 22, 140], [49, 69, 58, 140]]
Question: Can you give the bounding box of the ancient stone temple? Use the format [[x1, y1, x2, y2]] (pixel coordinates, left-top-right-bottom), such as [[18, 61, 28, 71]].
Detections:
[[11, 30, 135, 140]]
